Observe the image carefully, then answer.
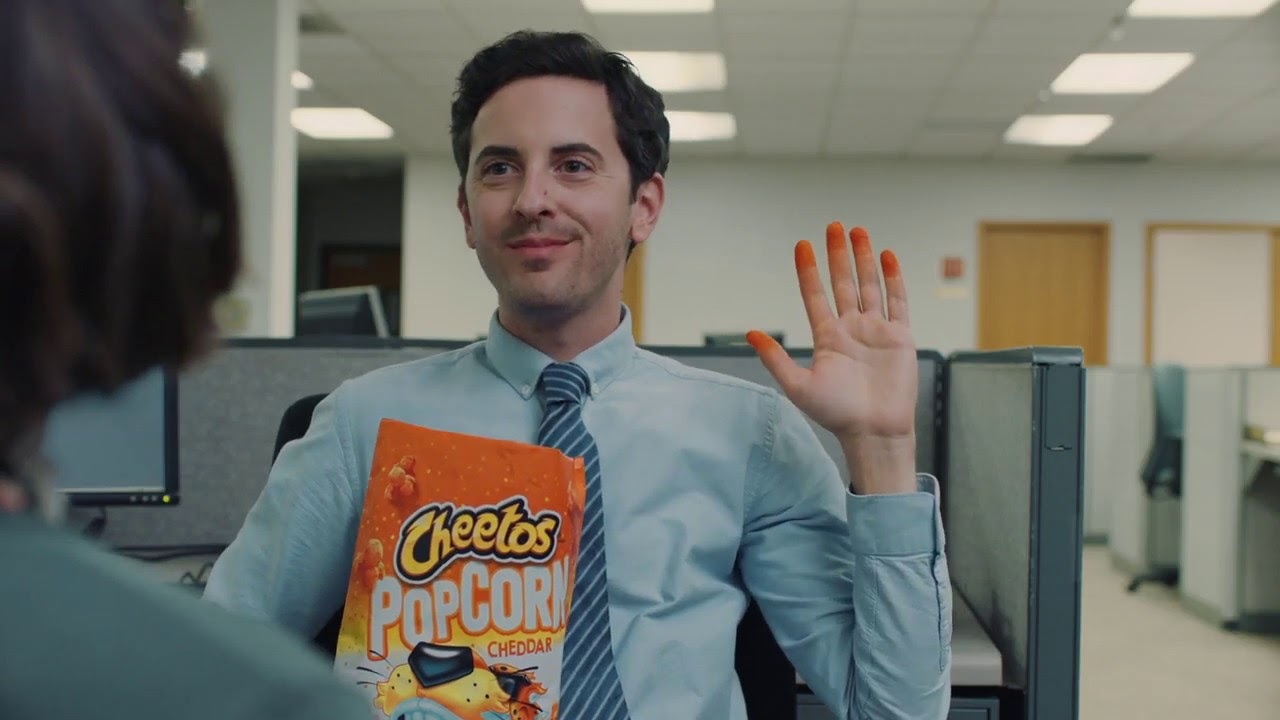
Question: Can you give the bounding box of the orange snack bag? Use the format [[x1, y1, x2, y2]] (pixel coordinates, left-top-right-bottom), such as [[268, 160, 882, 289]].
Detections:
[[334, 419, 586, 720]]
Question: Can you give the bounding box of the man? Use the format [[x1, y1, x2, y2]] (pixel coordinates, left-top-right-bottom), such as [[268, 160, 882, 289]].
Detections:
[[205, 30, 952, 719], [0, 1, 366, 717]]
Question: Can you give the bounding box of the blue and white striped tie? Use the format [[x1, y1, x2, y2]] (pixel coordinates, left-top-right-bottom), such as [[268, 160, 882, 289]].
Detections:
[[537, 362, 631, 720]]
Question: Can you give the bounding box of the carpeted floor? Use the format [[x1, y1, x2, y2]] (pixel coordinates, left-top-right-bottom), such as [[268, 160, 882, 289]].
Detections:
[[1080, 544, 1280, 719]]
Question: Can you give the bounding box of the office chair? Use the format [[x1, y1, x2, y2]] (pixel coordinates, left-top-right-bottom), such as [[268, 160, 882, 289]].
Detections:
[[1127, 364, 1186, 593], [272, 393, 797, 720]]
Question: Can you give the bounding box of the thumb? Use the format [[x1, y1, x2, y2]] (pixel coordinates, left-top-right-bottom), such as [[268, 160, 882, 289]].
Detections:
[[746, 331, 807, 396]]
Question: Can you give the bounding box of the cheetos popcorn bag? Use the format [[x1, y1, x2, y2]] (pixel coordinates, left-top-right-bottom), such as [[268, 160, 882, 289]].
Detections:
[[334, 419, 586, 720]]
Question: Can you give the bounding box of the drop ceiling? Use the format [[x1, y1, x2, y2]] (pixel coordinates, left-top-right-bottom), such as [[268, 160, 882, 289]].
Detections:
[[292, 0, 1280, 163]]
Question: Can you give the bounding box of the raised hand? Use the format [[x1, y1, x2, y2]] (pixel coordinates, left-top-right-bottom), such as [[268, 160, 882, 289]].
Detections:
[[747, 222, 918, 494]]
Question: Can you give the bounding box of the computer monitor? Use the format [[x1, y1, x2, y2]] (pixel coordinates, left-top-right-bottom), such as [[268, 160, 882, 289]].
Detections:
[[296, 286, 391, 338], [40, 365, 179, 507], [704, 331, 784, 348]]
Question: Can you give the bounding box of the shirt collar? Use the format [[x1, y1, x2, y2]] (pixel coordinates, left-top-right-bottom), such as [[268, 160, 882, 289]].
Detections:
[[483, 304, 638, 400]]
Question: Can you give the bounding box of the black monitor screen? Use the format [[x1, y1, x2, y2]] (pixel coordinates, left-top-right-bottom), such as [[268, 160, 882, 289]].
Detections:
[[40, 365, 178, 506], [297, 287, 389, 338]]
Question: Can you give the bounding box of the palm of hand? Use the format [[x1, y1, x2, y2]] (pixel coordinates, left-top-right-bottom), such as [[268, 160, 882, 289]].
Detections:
[[749, 223, 917, 441]]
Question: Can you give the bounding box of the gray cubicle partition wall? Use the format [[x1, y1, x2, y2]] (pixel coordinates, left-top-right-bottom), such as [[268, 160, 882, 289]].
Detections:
[[96, 339, 944, 550], [943, 348, 1085, 720], [97, 338, 467, 548]]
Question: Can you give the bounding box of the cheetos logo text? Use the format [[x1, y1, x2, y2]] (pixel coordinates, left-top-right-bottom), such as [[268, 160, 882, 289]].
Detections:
[[395, 497, 561, 584]]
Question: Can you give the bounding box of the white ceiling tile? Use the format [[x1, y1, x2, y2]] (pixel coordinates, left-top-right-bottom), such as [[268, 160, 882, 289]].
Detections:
[[907, 128, 1002, 157], [991, 0, 1131, 16], [848, 15, 984, 54], [717, 0, 851, 11], [312, 0, 446, 11], [840, 55, 955, 91], [591, 14, 720, 52], [947, 54, 1073, 94], [1178, 91, 1280, 147], [380, 52, 470, 89], [970, 15, 1110, 55], [736, 95, 828, 156], [333, 10, 481, 55], [1032, 93, 1147, 116], [299, 35, 372, 61], [1104, 18, 1249, 54], [856, 0, 992, 14], [826, 91, 928, 154], [931, 91, 1037, 121], [444, 0, 584, 13], [722, 12, 849, 60], [829, 91, 933, 123], [726, 59, 840, 93], [452, 12, 598, 46]]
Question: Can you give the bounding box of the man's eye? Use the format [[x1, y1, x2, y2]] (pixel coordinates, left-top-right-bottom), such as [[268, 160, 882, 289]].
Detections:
[[483, 162, 512, 176], [561, 159, 589, 173]]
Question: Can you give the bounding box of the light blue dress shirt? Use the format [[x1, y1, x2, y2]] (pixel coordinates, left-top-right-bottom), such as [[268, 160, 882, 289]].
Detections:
[[204, 307, 953, 719]]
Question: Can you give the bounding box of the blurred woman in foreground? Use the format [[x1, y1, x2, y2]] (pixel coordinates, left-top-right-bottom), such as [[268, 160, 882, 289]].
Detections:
[[0, 1, 363, 717]]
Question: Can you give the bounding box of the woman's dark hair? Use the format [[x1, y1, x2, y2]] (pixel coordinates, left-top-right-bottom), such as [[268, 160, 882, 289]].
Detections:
[[0, 0, 241, 470], [449, 30, 671, 199]]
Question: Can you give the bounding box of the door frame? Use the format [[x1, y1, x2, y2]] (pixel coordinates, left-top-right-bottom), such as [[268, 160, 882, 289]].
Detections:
[[978, 220, 1112, 365], [1143, 222, 1280, 366]]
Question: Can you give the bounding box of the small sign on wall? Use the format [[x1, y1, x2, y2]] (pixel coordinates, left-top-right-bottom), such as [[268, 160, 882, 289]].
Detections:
[[942, 256, 965, 280]]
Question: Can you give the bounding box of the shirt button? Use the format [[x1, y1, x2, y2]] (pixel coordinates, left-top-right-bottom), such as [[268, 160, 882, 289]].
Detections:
[[591, 384, 601, 396], [521, 384, 531, 394]]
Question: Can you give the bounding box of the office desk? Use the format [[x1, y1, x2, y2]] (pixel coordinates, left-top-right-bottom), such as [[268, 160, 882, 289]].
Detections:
[[1232, 441, 1280, 633], [797, 598, 1004, 719]]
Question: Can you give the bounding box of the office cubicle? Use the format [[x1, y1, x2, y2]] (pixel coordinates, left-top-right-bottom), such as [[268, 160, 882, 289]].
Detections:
[[1178, 367, 1280, 633], [88, 339, 1085, 720], [943, 348, 1084, 720]]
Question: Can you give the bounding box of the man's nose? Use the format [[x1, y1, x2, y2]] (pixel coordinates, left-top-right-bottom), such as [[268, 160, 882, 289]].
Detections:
[[512, 171, 554, 220]]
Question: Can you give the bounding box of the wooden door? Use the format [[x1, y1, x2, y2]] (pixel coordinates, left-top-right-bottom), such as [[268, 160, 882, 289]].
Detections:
[[623, 242, 645, 343], [978, 222, 1110, 365]]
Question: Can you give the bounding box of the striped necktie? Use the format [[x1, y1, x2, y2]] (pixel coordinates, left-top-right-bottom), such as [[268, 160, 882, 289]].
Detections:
[[537, 362, 631, 719]]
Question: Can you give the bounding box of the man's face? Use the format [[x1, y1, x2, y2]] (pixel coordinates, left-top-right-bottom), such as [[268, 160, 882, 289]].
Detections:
[[458, 75, 661, 323]]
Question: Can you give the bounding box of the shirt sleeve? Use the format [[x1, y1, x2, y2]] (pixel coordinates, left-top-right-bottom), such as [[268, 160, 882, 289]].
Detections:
[[738, 391, 953, 720], [202, 387, 361, 637]]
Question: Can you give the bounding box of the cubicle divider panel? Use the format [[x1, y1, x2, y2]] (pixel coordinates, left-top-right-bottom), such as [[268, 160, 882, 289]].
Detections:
[[944, 348, 1084, 720], [1180, 369, 1245, 624], [1083, 368, 1149, 543], [1238, 370, 1280, 626], [1243, 368, 1280, 431], [97, 340, 944, 553], [97, 339, 467, 548], [1084, 368, 1152, 561]]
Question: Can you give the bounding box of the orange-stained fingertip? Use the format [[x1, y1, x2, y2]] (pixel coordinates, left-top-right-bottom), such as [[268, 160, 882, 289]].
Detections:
[[849, 226, 872, 255], [745, 330, 772, 353], [881, 249, 901, 277], [825, 221, 846, 243], [794, 240, 818, 270]]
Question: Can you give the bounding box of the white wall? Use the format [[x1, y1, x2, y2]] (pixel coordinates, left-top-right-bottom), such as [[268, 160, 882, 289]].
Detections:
[[401, 156, 1280, 363], [1152, 227, 1273, 367]]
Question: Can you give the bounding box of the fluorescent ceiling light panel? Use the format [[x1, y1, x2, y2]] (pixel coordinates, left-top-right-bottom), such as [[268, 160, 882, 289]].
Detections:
[[292, 71, 314, 90], [1004, 115, 1113, 146], [291, 108, 393, 140], [1126, 0, 1280, 17], [1051, 53, 1194, 94], [623, 51, 726, 92], [582, 0, 713, 12], [667, 111, 736, 142]]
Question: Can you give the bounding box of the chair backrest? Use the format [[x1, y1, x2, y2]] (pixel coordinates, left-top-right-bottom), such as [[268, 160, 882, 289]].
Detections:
[[272, 393, 796, 720], [1151, 364, 1186, 440]]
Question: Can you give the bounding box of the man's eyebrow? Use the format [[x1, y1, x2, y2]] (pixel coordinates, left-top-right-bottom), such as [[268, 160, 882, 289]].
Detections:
[[552, 143, 603, 160], [473, 145, 519, 165]]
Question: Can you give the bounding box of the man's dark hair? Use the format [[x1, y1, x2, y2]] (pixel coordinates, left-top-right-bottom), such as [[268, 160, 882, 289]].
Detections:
[[450, 30, 671, 200], [0, 0, 241, 472]]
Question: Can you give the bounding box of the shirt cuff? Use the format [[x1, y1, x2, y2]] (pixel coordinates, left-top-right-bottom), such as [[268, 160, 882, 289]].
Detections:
[[846, 473, 943, 557]]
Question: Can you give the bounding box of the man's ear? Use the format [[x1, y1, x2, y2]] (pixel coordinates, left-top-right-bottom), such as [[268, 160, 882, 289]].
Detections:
[[457, 183, 476, 249], [628, 173, 665, 247]]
